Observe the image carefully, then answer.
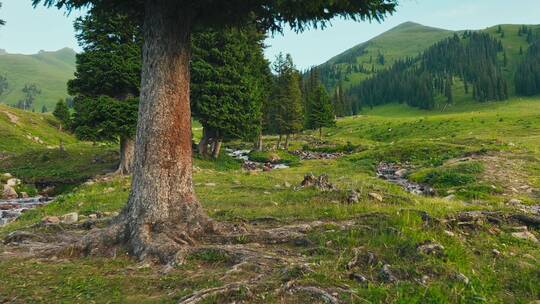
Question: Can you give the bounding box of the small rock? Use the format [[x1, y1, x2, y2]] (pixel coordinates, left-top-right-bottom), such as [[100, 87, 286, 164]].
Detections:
[[511, 231, 539, 243], [380, 264, 397, 283], [508, 198, 522, 205], [2, 184, 18, 199], [284, 181, 291, 188], [417, 241, 445, 257], [349, 273, 367, 283], [395, 169, 408, 178], [443, 230, 455, 237], [60, 212, 79, 224], [6, 178, 21, 187], [42, 216, 60, 225], [492, 249, 501, 257], [88, 214, 98, 220], [368, 192, 383, 202], [1, 173, 13, 180], [455, 273, 470, 285], [347, 190, 359, 204]]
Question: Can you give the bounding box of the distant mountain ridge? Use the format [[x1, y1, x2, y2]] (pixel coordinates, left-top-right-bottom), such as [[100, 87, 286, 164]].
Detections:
[[0, 48, 76, 112], [317, 21, 540, 110]]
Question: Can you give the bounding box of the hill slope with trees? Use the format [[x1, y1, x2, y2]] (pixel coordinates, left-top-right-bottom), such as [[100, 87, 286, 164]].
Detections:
[[0, 48, 76, 112]]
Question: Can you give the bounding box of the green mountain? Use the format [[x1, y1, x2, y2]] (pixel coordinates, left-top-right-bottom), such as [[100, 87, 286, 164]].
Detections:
[[319, 22, 455, 89], [319, 22, 538, 91], [0, 48, 76, 112]]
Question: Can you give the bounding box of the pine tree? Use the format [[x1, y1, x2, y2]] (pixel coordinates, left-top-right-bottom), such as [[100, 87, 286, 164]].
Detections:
[[17, 84, 41, 110], [52, 99, 71, 131], [41, 105, 48, 113], [192, 26, 270, 157], [267, 53, 303, 149], [444, 76, 453, 104], [0, 74, 8, 97], [306, 85, 335, 139], [68, 7, 141, 175], [35, 0, 397, 260]]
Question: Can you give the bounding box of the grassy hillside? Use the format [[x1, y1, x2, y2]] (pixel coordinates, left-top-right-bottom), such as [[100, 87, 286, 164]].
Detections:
[[319, 22, 540, 99], [0, 104, 117, 190], [320, 22, 454, 89], [1, 98, 539, 303], [0, 48, 76, 112]]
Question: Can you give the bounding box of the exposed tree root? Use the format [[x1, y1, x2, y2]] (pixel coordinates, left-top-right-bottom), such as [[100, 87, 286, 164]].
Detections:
[[282, 281, 341, 304], [178, 274, 262, 304]]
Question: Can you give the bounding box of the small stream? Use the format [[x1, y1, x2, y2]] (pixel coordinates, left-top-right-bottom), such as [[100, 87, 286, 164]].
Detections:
[[226, 149, 290, 170], [0, 196, 54, 226], [377, 162, 435, 196]]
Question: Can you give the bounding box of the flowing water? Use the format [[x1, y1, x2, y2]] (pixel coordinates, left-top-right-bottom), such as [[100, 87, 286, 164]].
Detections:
[[0, 197, 53, 226]]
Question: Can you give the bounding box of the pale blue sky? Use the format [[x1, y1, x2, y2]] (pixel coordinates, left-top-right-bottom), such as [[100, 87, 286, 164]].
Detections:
[[1, 0, 539, 69]]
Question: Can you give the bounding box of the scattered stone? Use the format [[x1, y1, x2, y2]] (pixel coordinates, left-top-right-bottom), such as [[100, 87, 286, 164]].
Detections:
[[42, 216, 60, 225], [88, 214, 98, 220], [284, 181, 291, 188], [492, 249, 501, 257], [347, 190, 359, 204], [395, 169, 408, 178], [6, 178, 21, 187], [380, 264, 398, 283], [290, 150, 345, 160], [417, 241, 445, 257], [508, 198, 522, 205], [349, 273, 367, 283], [2, 185, 18, 200], [1, 173, 13, 180], [443, 230, 455, 237], [300, 173, 336, 191], [60, 212, 78, 224], [511, 231, 538, 243], [368, 192, 383, 202], [455, 273, 470, 285]]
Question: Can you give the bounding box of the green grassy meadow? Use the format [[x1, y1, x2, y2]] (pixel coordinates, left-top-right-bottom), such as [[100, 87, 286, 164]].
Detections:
[[1, 97, 539, 303]]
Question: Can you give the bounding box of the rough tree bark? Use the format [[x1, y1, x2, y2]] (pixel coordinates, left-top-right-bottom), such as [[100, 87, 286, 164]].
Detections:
[[254, 130, 263, 151], [117, 136, 135, 175], [198, 127, 209, 157], [113, 0, 215, 262], [211, 138, 222, 159]]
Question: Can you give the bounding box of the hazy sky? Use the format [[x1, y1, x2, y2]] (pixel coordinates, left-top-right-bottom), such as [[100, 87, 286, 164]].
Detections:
[[1, 0, 539, 69]]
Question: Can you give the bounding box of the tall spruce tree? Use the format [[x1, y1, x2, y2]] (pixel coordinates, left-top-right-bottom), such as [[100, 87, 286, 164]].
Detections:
[[35, 0, 397, 261], [306, 84, 335, 139], [268, 53, 303, 149], [68, 7, 141, 174], [192, 26, 270, 158], [17, 83, 41, 111]]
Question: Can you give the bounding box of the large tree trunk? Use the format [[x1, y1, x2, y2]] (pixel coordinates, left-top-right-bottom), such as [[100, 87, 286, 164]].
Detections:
[[118, 1, 213, 261], [254, 130, 263, 151], [211, 138, 222, 159], [117, 136, 135, 175], [198, 127, 209, 157]]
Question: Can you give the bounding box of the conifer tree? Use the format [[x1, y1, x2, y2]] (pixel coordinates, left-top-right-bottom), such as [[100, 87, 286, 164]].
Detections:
[[41, 105, 48, 113], [68, 7, 141, 174], [35, 0, 397, 260], [192, 26, 270, 157], [267, 53, 303, 149], [0, 2, 4, 26], [17, 84, 41, 110], [0, 74, 8, 97], [53, 99, 71, 130], [306, 84, 335, 139]]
